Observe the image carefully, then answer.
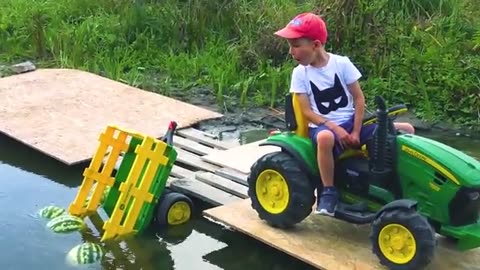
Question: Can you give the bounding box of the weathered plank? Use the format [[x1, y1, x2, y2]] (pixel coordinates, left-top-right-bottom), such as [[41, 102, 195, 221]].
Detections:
[[170, 165, 196, 179], [169, 178, 242, 206], [195, 172, 249, 199], [214, 167, 249, 186], [166, 176, 178, 186], [176, 128, 239, 150], [203, 199, 380, 270], [173, 135, 216, 156], [175, 147, 221, 173], [201, 139, 279, 174], [204, 199, 475, 270]]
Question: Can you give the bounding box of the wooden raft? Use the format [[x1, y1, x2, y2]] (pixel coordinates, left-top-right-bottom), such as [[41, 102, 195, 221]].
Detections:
[[0, 68, 222, 165]]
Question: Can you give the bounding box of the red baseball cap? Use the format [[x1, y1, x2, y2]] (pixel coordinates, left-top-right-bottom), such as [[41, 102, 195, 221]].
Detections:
[[274, 12, 328, 44]]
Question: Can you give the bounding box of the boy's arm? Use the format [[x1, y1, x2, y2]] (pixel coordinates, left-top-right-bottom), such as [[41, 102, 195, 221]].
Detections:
[[347, 81, 366, 135], [295, 93, 330, 126], [289, 67, 330, 126], [341, 56, 364, 136]]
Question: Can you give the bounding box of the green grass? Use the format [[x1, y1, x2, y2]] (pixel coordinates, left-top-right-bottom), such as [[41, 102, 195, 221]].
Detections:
[[1, 0, 479, 126]]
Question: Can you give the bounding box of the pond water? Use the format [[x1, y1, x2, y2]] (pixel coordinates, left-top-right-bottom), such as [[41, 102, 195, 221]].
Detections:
[[0, 133, 316, 270], [0, 129, 478, 270]]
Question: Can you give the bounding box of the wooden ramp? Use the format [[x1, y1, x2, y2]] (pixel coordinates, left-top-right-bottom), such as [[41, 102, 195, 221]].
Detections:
[[204, 199, 381, 270], [108, 126, 248, 207], [0, 69, 222, 165], [203, 199, 480, 270], [201, 139, 280, 174]]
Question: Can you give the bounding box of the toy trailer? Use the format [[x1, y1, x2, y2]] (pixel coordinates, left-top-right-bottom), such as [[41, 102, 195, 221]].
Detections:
[[68, 121, 193, 242]]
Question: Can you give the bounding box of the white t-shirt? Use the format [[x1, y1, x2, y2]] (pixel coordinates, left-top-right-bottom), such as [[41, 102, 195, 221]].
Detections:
[[289, 53, 362, 127]]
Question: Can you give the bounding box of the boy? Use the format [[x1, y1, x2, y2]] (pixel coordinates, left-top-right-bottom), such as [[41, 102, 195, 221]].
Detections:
[[274, 12, 415, 216]]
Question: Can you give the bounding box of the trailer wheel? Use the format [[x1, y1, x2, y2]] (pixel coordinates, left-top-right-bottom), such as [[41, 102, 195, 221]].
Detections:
[[155, 192, 193, 227]]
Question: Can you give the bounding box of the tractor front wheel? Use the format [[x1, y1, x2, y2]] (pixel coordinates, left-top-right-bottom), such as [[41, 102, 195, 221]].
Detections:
[[370, 208, 436, 270], [248, 151, 315, 228]]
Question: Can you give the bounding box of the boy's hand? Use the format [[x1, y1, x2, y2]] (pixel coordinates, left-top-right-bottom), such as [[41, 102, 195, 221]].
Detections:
[[349, 131, 360, 147], [330, 125, 351, 149]]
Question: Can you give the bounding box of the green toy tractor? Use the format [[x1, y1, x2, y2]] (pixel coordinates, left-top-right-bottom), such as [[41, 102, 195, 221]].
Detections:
[[247, 94, 480, 270]]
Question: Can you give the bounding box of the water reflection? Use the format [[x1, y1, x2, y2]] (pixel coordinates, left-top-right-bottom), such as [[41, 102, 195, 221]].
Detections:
[[0, 134, 85, 187]]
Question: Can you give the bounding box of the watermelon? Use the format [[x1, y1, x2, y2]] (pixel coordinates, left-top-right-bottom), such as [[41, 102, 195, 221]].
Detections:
[[66, 242, 104, 265], [83, 184, 112, 207], [38, 205, 65, 219], [47, 214, 85, 233]]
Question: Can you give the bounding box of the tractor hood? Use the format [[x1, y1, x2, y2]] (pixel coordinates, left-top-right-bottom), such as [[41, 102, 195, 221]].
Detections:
[[397, 134, 480, 187]]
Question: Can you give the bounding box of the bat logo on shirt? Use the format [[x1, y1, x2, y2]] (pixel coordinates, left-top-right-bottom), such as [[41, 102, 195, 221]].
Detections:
[[310, 74, 348, 114]]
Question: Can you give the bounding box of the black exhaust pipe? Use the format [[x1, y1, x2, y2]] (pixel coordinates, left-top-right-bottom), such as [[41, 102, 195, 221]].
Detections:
[[370, 96, 388, 175]]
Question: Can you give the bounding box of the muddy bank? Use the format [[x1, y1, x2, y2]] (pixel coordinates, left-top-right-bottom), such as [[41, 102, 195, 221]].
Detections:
[[172, 86, 479, 142]]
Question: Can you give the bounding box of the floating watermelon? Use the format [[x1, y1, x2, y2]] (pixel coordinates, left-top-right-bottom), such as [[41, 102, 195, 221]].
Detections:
[[66, 242, 104, 265], [47, 214, 85, 233], [38, 205, 65, 219]]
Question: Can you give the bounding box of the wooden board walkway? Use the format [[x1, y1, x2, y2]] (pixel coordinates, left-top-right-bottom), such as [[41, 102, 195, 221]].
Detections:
[[167, 128, 247, 206], [203, 200, 480, 270], [204, 199, 381, 270], [108, 126, 251, 207], [0, 68, 223, 165]]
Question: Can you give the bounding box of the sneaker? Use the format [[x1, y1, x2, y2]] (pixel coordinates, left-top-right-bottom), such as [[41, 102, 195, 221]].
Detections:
[[315, 187, 339, 216]]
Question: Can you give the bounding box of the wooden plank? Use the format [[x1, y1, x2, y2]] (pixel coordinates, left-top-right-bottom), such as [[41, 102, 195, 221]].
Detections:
[[106, 152, 197, 181], [203, 199, 378, 270], [201, 139, 280, 174], [204, 200, 471, 270], [215, 167, 249, 186], [0, 69, 222, 165], [166, 176, 178, 186], [170, 165, 196, 179], [195, 172, 249, 199], [173, 135, 216, 156], [175, 147, 221, 173], [203, 199, 368, 270], [169, 178, 242, 206], [176, 128, 239, 150]]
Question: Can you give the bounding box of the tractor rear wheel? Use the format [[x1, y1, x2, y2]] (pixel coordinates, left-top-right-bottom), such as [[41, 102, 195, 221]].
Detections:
[[370, 208, 436, 270], [248, 151, 315, 228]]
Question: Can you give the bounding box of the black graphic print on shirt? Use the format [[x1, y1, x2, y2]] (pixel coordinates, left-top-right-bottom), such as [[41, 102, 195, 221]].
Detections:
[[310, 74, 348, 114]]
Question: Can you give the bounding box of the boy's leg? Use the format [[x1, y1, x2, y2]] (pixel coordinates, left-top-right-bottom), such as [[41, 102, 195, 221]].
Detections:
[[394, 122, 415, 134], [358, 122, 415, 145], [309, 127, 339, 216]]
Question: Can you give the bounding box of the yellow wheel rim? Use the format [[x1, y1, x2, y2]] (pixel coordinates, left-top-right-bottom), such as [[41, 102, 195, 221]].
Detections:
[[167, 201, 191, 225], [255, 169, 289, 214], [378, 224, 417, 264]]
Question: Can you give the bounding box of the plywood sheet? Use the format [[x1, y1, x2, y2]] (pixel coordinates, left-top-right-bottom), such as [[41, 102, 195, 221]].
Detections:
[[204, 199, 480, 270], [201, 139, 280, 174], [0, 69, 222, 165]]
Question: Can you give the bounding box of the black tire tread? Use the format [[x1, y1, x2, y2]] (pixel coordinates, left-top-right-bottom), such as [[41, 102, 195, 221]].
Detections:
[[247, 151, 315, 228], [370, 208, 436, 270], [155, 192, 193, 227]]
